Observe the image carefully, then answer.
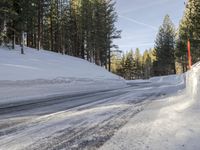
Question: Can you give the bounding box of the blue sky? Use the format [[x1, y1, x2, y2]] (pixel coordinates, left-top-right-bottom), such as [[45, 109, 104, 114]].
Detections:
[[114, 0, 186, 53]]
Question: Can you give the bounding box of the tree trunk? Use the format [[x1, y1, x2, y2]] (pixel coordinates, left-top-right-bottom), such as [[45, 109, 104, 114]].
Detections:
[[81, 38, 85, 59], [12, 32, 15, 49], [37, 0, 41, 50], [50, 11, 53, 51], [21, 31, 24, 54], [108, 48, 111, 72]]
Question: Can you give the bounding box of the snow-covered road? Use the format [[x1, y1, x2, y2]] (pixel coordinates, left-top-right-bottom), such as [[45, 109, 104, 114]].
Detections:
[[0, 79, 184, 150]]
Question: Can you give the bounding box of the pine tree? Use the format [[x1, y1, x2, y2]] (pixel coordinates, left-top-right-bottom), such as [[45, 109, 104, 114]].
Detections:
[[0, 0, 120, 64], [124, 50, 135, 80], [116, 54, 126, 78], [176, 0, 200, 69], [142, 50, 152, 79], [154, 15, 176, 75], [134, 48, 142, 79]]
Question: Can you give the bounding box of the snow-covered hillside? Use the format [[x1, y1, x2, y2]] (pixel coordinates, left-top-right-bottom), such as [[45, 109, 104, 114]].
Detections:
[[0, 46, 121, 80], [0, 46, 126, 105]]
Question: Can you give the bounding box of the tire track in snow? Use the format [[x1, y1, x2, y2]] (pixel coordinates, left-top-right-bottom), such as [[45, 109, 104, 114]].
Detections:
[[25, 103, 146, 150]]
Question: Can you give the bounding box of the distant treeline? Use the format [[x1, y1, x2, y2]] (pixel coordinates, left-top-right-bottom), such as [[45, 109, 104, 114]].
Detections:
[[0, 0, 120, 70], [111, 48, 155, 80]]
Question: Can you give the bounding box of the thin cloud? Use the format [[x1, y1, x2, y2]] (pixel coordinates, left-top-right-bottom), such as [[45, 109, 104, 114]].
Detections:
[[119, 42, 154, 48], [134, 42, 154, 47], [119, 15, 157, 30], [120, 0, 173, 15]]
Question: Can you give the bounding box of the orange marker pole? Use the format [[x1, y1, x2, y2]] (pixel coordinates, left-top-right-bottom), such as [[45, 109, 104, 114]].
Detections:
[[187, 40, 192, 69]]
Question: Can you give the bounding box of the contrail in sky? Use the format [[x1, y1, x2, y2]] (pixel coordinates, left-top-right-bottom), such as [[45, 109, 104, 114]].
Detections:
[[119, 42, 154, 48], [120, 0, 173, 15], [119, 15, 158, 31]]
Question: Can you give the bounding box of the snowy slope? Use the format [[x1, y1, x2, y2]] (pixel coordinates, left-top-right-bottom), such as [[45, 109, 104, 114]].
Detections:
[[0, 46, 122, 80], [0, 46, 126, 104], [100, 62, 200, 150]]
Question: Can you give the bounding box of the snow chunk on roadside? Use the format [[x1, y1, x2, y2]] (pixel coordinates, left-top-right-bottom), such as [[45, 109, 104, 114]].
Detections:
[[186, 62, 200, 102]]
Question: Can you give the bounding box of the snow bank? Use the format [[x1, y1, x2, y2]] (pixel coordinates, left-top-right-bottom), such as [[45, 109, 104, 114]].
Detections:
[[0, 46, 122, 81], [0, 46, 126, 105], [186, 62, 200, 101], [150, 74, 185, 85], [149, 61, 200, 103]]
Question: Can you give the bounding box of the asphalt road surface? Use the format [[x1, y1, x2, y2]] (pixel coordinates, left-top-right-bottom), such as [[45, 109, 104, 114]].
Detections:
[[0, 80, 184, 150]]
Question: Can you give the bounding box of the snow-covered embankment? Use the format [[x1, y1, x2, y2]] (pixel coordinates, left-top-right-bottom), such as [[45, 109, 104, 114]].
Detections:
[[186, 62, 200, 102], [0, 46, 126, 105]]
